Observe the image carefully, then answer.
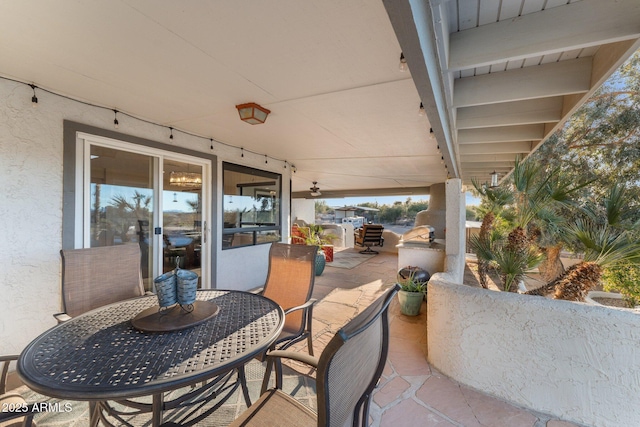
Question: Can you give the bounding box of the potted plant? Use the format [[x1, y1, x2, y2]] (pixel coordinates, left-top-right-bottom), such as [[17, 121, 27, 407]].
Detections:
[[298, 225, 338, 275], [396, 270, 427, 316]]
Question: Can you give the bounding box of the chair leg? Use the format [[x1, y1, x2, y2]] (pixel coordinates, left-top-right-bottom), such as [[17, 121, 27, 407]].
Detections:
[[238, 366, 252, 407], [274, 358, 284, 390], [307, 334, 314, 357], [306, 305, 314, 357], [260, 358, 273, 395]]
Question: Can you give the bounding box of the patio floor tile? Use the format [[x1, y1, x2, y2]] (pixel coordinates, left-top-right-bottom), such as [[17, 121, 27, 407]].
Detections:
[[373, 376, 411, 408], [415, 373, 538, 427], [380, 399, 458, 427]]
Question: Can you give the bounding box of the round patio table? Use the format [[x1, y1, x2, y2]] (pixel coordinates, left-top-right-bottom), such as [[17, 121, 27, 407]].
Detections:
[[18, 290, 284, 426]]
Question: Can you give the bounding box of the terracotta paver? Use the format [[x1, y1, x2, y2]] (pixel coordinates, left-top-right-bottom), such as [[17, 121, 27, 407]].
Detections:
[[380, 399, 457, 427], [374, 376, 411, 407]]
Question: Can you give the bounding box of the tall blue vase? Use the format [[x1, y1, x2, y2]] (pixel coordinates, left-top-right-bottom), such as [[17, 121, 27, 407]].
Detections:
[[315, 251, 326, 276]]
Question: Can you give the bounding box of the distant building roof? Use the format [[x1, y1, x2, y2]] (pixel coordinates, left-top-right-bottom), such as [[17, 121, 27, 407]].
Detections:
[[333, 205, 380, 212]]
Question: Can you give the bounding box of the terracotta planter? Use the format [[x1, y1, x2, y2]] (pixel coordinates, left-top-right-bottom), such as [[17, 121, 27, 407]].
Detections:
[[321, 245, 334, 262]]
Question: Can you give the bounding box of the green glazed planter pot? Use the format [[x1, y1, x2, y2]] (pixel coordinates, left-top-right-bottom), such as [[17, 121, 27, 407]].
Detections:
[[315, 252, 326, 276], [397, 290, 424, 316]]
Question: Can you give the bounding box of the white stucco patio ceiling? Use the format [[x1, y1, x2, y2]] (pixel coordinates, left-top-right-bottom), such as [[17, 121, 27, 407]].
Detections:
[[0, 0, 638, 196]]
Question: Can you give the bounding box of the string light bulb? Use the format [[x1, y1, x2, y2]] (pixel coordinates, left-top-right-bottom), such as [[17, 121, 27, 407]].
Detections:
[[241, 148, 244, 157], [29, 84, 38, 107], [113, 110, 119, 129], [399, 53, 407, 72], [284, 161, 288, 169], [169, 127, 174, 141], [265, 155, 268, 164], [418, 102, 426, 116], [210, 139, 214, 150]]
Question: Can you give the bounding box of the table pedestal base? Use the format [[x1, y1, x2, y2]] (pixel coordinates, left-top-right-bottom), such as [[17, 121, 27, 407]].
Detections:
[[91, 367, 251, 427]]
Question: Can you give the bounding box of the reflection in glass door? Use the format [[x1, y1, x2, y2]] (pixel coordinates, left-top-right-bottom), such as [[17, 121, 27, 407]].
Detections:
[[163, 160, 203, 286], [89, 145, 155, 289]]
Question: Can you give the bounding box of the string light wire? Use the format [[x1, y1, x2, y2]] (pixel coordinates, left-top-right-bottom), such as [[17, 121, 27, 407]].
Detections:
[[4, 76, 291, 169]]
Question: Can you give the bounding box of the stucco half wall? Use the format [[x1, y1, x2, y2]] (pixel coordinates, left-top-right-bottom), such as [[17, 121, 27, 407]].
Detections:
[[427, 276, 640, 427]]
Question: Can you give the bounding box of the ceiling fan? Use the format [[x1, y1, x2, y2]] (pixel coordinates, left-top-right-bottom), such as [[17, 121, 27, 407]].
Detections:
[[310, 181, 322, 197]]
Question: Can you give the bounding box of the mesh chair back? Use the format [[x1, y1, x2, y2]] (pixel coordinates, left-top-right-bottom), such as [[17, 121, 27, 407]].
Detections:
[[357, 224, 384, 245], [316, 284, 399, 427], [60, 245, 144, 318], [262, 243, 317, 335]]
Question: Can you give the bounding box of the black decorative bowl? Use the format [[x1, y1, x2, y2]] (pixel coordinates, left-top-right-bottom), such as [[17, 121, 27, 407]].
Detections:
[[397, 266, 430, 284]]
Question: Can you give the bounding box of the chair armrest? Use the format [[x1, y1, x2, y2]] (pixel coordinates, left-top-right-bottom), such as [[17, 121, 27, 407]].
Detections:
[[266, 350, 319, 369], [248, 286, 264, 295], [283, 298, 316, 315], [0, 404, 36, 426], [53, 312, 72, 323], [0, 355, 19, 394]]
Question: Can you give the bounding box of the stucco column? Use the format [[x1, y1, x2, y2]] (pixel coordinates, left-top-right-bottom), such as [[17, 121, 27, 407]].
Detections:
[[415, 182, 446, 238], [445, 179, 465, 283]]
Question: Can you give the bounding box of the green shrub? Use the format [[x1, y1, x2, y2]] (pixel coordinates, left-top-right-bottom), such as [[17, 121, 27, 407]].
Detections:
[[602, 261, 640, 307]]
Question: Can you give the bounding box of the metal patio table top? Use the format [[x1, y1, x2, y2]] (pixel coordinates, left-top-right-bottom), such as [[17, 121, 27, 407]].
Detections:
[[17, 290, 284, 423]]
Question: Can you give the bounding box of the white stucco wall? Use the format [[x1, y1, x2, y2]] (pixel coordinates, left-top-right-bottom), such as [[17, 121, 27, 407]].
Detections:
[[291, 198, 315, 225], [427, 278, 640, 427], [0, 78, 289, 355]]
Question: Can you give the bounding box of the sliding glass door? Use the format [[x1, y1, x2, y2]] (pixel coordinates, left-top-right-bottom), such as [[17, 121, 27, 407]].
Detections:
[[81, 135, 210, 290]]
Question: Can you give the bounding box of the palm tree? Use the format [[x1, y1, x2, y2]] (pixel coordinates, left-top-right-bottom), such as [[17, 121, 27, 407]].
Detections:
[[471, 158, 588, 292], [526, 184, 640, 301], [471, 179, 513, 288]]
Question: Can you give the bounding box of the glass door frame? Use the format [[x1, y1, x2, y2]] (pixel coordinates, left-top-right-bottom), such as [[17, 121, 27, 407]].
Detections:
[[71, 131, 213, 288]]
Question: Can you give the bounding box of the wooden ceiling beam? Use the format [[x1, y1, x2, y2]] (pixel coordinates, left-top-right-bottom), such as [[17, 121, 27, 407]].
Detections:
[[449, 0, 640, 71], [459, 142, 532, 155], [457, 98, 562, 129], [458, 125, 543, 144], [453, 57, 591, 107]]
